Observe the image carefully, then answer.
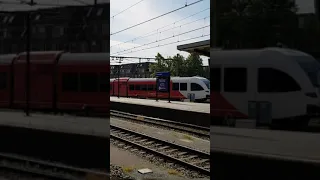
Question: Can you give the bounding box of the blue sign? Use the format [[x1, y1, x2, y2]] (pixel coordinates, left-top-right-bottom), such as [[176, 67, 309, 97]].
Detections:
[[156, 72, 170, 77], [157, 77, 168, 92]]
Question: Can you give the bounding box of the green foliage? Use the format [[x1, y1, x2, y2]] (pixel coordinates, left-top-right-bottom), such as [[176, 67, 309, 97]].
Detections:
[[218, 0, 300, 49], [149, 52, 205, 77]]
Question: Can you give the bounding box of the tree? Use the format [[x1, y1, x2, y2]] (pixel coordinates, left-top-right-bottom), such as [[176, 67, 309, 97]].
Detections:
[[149, 52, 205, 77], [185, 53, 204, 77], [218, 0, 298, 49], [170, 54, 186, 76], [149, 53, 168, 77]]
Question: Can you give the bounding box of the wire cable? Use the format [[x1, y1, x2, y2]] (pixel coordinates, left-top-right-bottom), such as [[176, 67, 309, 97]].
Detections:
[[110, 0, 204, 36], [110, 7, 209, 47], [114, 34, 210, 56], [110, 0, 144, 18], [111, 16, 209, 49], [111, 25, 209, 55]]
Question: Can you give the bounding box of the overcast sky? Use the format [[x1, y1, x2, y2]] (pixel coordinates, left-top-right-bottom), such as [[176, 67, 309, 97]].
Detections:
[[110, 0, 210, 66]]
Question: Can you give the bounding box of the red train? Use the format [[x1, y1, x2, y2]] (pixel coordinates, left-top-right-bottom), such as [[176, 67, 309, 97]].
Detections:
[[0, 51, 109, 114], [110, 77, 210, 102]]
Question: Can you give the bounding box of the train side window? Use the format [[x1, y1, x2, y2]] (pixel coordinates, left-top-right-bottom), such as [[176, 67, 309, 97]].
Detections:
[[172, 83, 179, 90], [141, 84, 147, 91], [147, 84, 153, 91], [191, 83, 204, 91], [180, 83, 187, 91], [211, 67, 221, 92], [80, 73, 98, 92], [224, 68, 247, 92], [129, 85, 134, 90], [62, 73, 79, 92], [135, 85, 141, 90], [0, 72, 7, 89], [258, 68, 301, 92], [99, 73, 109, 92]]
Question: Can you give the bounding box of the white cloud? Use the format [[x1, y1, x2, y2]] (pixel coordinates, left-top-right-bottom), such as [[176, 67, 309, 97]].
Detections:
[[110, 0, 210, 66]]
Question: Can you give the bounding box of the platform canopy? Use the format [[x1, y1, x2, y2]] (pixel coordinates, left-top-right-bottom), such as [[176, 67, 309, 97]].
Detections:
[[177, 39, 210, 57]]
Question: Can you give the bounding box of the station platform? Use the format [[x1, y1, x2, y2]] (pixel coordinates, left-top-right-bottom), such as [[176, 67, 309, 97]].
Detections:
[[110, 97, 210, 127], [0, 111, 109, 170], [211, 126, 320, 179]]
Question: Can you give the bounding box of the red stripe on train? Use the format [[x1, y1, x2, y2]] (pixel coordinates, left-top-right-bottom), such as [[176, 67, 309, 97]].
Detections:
[[210, 92, 248, 118]]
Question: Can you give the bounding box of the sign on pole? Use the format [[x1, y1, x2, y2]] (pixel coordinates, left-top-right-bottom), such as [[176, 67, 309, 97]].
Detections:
[[155, 72, 171, 102]]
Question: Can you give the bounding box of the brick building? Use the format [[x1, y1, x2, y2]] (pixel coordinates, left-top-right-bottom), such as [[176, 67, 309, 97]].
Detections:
[[110, 62, 155, 78], [0, 3, 109, 54]]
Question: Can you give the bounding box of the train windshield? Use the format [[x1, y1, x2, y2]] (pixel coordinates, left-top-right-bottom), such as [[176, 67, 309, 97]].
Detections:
[[201, 79, 210, 89], [295, 56, 320, 87]]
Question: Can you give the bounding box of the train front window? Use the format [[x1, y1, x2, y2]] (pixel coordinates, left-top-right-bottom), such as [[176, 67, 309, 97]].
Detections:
[[191, 83, 204, 91], [201, 79, 210, 89], [295, 57, 320, 88], [258, 68, 301, 92]]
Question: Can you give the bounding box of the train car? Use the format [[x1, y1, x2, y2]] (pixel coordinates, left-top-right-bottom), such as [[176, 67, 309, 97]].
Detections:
[[13, 51, 64, 109], [0, 54, 16, 108], [0, 51, 110, 115], [210, 47, 320, 127], [110, 76, 210, 102], [57, 53, 109, 114]]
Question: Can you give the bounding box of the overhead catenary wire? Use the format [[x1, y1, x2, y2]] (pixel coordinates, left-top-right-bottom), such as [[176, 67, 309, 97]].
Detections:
[[114, 34, 210, 56], [111, 16, 210, 51], [110, 0, 145, 18], [111, 25, 209, 55], [110, 0, 204, 36], [110, 7, 210, 48]]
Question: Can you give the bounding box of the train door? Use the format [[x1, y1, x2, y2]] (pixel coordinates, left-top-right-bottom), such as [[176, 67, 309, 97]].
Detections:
[[119, 82, 127, 97], [189, 79, 206, 100], [113, 80, 119, 96]]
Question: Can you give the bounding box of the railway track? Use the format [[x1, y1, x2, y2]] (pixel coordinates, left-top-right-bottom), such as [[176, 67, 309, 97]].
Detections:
[[110, 124, 210, 176], [110, 110, 210, 139], [0, 152, 108, 180]]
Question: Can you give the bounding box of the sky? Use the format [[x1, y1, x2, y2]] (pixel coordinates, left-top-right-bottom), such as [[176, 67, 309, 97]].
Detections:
[[110, 0, 210, 66]]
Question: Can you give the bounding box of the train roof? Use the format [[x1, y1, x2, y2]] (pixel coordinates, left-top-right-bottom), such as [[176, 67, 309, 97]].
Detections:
[[210, 47, 314, 67], [110, 76, 208, 82], [0, 54, 17, 64], [19, 51, 63, 55], [59, 53, 110, 64]]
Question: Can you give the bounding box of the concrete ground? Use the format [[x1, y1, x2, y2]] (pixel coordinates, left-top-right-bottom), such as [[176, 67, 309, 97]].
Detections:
[[110, 145, 209, 180], [210, 126, 320, 162], [110, 118, 210, 153]]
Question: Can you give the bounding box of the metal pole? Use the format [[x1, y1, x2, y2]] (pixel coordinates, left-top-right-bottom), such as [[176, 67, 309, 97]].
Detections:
[[25, 12, 31, 116], [155, 79, 158, 102], [168, 76, 171, 103], [117, 58, 120, 98]]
